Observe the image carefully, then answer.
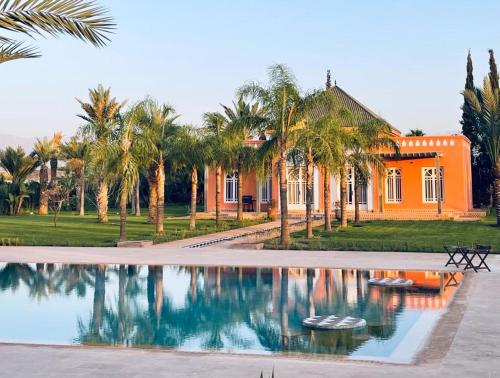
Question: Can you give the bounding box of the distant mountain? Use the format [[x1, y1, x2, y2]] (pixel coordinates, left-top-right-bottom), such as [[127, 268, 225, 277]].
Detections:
[[0, 133, 36, 152]]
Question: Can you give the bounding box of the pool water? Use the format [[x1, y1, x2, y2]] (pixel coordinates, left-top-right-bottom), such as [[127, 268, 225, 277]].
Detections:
[[0, 263, 462, 363]]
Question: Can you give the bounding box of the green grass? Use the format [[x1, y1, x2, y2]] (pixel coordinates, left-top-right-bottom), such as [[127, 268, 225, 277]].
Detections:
[[265, 217, 499, 253], [0, 205, 266, 247]]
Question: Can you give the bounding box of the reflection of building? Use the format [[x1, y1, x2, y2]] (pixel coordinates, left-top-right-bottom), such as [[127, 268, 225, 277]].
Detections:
[[373, 270, 463, 309]]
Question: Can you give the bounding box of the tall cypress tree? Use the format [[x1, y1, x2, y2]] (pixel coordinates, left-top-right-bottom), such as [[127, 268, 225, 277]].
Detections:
[[461, 51, 478, 145], [489, 49, 499, 91], [326, 69, 332, 89], [461, 50, 490, 207]]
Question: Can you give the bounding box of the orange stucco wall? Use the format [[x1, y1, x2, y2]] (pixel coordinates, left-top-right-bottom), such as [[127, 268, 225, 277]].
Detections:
[[204, 134, 473, 214]]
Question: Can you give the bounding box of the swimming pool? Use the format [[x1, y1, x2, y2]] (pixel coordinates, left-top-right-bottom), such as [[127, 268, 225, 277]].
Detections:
[[0, 263, 462, 363]]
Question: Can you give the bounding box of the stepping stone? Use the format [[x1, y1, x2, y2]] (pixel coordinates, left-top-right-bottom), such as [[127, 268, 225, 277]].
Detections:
[[368, 277, 413, 287], [302, 315, 366, 330]]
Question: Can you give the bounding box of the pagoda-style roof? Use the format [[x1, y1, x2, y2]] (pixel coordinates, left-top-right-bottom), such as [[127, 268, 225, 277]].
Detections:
[[314, 85, 401, 135]]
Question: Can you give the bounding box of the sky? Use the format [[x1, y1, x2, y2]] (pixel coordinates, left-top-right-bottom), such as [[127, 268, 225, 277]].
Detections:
[[0, 0, 499, 140]]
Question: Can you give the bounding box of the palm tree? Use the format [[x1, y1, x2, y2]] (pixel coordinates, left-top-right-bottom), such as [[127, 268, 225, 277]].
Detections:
[[92, 106, 147, 241], [32, 137, 54, 215], [171, 126, 209, 231], [78, 84, 125, 223], [0, 0, 114, 64], [222, 96, 266, 220], [295, 96, 349, 237], [465, 77, 500, 225], [203, 112, 231, 226], [49, 132, 63, 183], [136, 99, 178, 235], [238, 64, 306, 246], [0, 146, 39, 215], [349, 119, 398, 224], [61, 136, 89, 216]]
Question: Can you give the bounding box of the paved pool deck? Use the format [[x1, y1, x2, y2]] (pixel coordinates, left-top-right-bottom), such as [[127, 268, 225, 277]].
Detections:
[[0, 246, 499, 377]]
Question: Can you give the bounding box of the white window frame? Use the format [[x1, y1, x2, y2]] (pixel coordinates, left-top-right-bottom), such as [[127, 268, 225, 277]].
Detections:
[[422, 167, 444, 203], [385, 168, 402, 203], [224, 172, 238, 203], [260, 175, 271, 203], [347, 167, 367, 205]]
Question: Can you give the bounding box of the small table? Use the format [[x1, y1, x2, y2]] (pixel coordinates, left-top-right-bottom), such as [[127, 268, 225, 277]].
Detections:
[[445, 245, 491, 272]]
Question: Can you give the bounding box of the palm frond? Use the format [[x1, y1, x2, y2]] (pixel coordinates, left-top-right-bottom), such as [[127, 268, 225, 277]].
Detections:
[[0, 40, 39, 63], [0, 0, 114, 47]]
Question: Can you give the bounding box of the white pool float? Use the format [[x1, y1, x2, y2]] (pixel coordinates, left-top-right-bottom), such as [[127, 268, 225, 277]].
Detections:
[[368, 277, 413, 287], [302, 315, 366, 330]]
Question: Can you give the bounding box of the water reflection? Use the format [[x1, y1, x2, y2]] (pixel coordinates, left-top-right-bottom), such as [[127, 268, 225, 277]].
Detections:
[[0, 263, 462, 361]]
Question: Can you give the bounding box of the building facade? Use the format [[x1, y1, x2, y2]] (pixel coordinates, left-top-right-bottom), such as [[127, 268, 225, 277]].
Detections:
[[204, 85, 479, 220]]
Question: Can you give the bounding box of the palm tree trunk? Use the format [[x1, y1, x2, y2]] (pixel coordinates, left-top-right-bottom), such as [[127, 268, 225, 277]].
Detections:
[[50, 158, 58, 183], [154, 266, 163, 329], [92, 264, 106, 334], [119, 188, 128, 242], [38, 164, 49, 215], [156, 157, 165, 235], [134, 179, 141, 216], [77, 169, 85, 216], [354, 172, 360, 224], [190, 165, 198, 231], [323, 167, 332, 231], [280, 267, 289, 349], [279, 150, 290, 246], [305, 151, 314, 239], [147, 166, 158, 224], [494, 165, 500, 226], [215, 165, 222, 226], [237, 163, 243, 221], [97, 177, 108, 223], [340, 165, 348, 228]]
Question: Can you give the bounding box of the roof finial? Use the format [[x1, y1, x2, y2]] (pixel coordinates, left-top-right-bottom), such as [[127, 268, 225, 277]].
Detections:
[[326, 69, 332, 89]]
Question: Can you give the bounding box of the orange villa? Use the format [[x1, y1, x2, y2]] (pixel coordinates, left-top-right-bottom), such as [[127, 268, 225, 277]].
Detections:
[[204, 84, 482, 220]]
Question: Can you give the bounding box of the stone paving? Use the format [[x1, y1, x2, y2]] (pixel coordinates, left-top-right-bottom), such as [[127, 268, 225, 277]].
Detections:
[[0, 244, 499, 377]]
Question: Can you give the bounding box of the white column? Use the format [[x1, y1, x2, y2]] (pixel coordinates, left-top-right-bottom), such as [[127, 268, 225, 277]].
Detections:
[[313, 167, 320, 211]]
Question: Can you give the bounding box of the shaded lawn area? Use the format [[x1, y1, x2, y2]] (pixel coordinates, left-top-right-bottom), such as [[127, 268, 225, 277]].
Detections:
[[0, 205, 266, 247], [265, 217, 499, 253]]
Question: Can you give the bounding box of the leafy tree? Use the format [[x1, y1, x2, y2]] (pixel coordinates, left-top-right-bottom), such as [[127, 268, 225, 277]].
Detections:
[[171, 126, 210, 231], [465, 77, 500, 225], [349, 120, 398, 224], [203, 112, 231, 226], [135, 99, 178, 235], [78, 84, 125, 223], [0, 146, 38, 215], [239, 64, 307, 245], [61, 136, 89, 216], [222, 96, 265, 220], [32, 137, 54, 215], [405, 129, 425, 137], [0, 0, 113, 64]]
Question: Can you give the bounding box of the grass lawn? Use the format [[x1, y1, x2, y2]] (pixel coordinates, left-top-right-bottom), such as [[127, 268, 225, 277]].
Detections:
[[265, 217, 499, 253], [0, 205, 266, 247]]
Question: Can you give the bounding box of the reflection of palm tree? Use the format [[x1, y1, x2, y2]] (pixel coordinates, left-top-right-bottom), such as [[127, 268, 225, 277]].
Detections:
[[0, 263, 35, 291], [280, 268, 289, 349]]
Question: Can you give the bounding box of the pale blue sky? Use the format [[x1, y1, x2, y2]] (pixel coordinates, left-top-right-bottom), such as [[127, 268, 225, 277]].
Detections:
[[1, 0, 499, 139]]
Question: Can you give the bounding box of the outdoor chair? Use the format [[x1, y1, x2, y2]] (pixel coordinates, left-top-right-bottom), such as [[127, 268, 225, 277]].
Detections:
[[445, 245, 468, 269]]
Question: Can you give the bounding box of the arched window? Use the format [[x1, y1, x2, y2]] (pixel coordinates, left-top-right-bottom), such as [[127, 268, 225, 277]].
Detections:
[[386, 168, 402, 203], [225, 172, 238, 203], [422, 168, 444, 203]]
